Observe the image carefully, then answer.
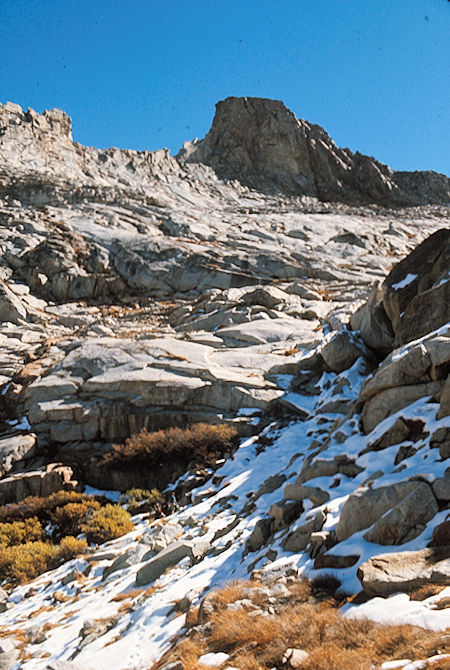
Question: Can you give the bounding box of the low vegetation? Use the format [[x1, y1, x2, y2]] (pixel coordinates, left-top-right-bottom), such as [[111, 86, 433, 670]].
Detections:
[[0, 537, 88, 584], [80, 504, 133, 544], [0, 492, 133, 584], [102, 423, 239, 471], [153, 579, 449, 670], [119, 488, 165, 514]]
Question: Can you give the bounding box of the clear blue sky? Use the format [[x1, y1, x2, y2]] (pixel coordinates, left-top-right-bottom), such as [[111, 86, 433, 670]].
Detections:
[[1, 0, 449, 174]]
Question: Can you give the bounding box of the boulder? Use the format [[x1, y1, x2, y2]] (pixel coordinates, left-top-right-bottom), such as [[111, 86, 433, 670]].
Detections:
[[429, 521, 450, 547], [362, 417, 424, 454], [282, 510, 326, 552], [363, 482, 439, 545], [437, 375, 450, 419], [268, 499, 303, 531], [320, 330, 375, 374], [102, 545, 148, 580], [135, 540, 208, 586], [383, 229, 449, 325], [431, 472, 450, 504], [0, 433, 36, 476], [357, 547, 450, 596], [350, 283, 394, 356], [361, 381, 443, 433], [282, 648, 309, 668], [284, 483, 329, 507], [245, 517, 273, 553], [336, 481, 436, 542]]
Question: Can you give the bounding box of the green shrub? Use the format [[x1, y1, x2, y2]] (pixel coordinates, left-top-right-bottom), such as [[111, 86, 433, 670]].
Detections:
[[119, 488, 164, 514], [0, 537, 88, 584], [80, 504, 133, 544], [0, 517, 43, 547], [103, 423, 238, 471]]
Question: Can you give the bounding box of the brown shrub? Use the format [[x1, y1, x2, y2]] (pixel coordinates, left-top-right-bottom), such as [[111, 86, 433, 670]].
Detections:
[[80, 504, 133, 544], [103, 423, 238, 471]]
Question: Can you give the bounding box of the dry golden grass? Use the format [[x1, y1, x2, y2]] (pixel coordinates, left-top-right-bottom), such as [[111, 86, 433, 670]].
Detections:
[[109, 588, 144, 603], [152, 579, 449, 670]]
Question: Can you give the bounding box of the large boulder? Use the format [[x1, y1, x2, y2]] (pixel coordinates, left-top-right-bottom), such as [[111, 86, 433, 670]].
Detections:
[[135, 540, 208, 586], [362, 482, 439, 545], [0, 434, 36, 476], [359, 330, 450, 432], [320, 330, 375, 374], [336, 481, 438, 543], [352, 229, 450, 354], [357, 547, 450, 596]]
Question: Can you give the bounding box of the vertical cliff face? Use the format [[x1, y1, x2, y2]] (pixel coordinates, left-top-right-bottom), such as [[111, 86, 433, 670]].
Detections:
[[181, 96, 450, 206]]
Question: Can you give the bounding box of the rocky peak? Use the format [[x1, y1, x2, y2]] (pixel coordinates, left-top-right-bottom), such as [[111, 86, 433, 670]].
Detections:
[[181, 96, 450, 206]]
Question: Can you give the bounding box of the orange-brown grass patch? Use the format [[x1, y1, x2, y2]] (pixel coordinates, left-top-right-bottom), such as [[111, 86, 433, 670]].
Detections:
[[28, 605, 55, 619], [109, 588, 144, 603], [152, 580, 449, 670], [103, 423, 239, 472]]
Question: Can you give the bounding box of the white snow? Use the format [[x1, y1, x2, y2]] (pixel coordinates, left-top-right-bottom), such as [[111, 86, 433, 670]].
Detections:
[[198, 651, 230, 666], [1, 325, 448, 669], [392, 273, 417, 290]]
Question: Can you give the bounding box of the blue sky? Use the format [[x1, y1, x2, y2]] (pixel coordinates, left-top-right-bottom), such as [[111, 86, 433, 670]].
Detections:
[[1, 0, 449, 174]]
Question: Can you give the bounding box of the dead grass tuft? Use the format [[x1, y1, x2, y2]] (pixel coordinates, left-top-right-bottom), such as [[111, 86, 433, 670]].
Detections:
[[151, 579, 449, 670]]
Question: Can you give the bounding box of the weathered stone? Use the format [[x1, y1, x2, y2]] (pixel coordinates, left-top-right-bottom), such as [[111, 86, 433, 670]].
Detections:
[[363, 417, 420, 454], [282, 648, 309, 668], [314, 553, 359, 569], [430, 521, 450, 547], [268, 499, 303, 531], [284, 483, 329, 506], [362, 381, 443, 433], [0, 279, 27, 325], [350, 283, 394, 356], [282, 511, 326, 552], [296, 458, 340, 484], [102, 544, 148, 580], [336, 481, 434, 542], [357, 547, 450, 596], [363, 482, 439, 545], [245, 517, 273, 553], [0, 463, 77, 503], [321, 330, 374, 374], [0, 433, 36, 476], [431, 472, 450, 504], [135, 540, 208, 586], [383, 229, 449, 324], [437, 375, 450, 419]]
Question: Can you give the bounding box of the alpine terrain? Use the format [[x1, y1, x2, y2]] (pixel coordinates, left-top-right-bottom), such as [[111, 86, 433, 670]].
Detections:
[[0, 96, 448, 670]]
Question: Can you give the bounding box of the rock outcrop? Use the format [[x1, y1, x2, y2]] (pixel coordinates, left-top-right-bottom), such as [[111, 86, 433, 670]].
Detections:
[[358, 547, 450, 596], [182, 97, 450, 206]]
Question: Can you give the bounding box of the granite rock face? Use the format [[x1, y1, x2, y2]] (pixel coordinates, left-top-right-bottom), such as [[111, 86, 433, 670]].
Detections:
[[182, 97, 450, 206]]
